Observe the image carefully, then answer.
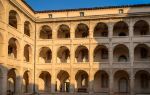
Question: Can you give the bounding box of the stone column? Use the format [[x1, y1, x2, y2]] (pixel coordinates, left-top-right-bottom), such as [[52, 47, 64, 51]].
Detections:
[[2, 71, 7, 95], [130, 71, 135, 95], [51, 70, 56, 93], [16, 76, 22, 95], [70, 23, 75, 39], [70, 43, 75, 93], [51, 33, 56, 93], [109, 72, 114, 95], [52, 28, 57, 39], [108, 22, 113, 65], [69, 72, 75, 93], [89, 70, 94, 94], [129, 21, 134, 66]]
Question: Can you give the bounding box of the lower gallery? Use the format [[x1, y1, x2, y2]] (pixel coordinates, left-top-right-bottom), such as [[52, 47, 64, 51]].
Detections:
[[0, 0, 150, 95]]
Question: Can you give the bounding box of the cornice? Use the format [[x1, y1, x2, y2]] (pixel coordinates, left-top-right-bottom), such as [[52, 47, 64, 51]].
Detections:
[[35, 12, 150, 23]]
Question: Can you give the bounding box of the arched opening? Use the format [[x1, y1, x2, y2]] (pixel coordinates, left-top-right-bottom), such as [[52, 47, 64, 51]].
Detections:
[[134, 44, 150, 61], [94, 22, 108, 37], [9, 10, 18, 29], [114, 70, 129, 94], [24, 44, 32, 62], [8, 38, 19, 59], [94, 70, 109, 93], [75, 46, 89, 62], [56, 70, 70, 92], [7, 68, 17, 95], [38, 71, 51, 93], [23, 71, 30, 93], [40, 25, 52, 39], [94, 45, 108, 62], [134, 20, 150, 36], [57, 24, 70, 38], [135, 70, 150, 94], [113, 45, 129, 62], [75, 70, 88, 93], [57, 46, 70, 63], [75, 23, 89, 38], [24, 21, 31, 37], [39, 47, 52, 64], [113, 21, 129, 36]]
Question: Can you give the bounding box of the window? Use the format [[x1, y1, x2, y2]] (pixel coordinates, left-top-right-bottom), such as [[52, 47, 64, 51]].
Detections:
[[101, 74, 108, 88], [101, 49, 108, 59], [119, 32, 126, 36], [80, 12, 84, 17], [101, 32, 108, 37], [118, 55, 127, 62], [8, 46, 13, 54], [46, 51, 51, 60], [82, 32, 88, 37], [140, 74, 149, 89], [9, 10, 17, 28], [81, 74, 86, 86], [65, 33, 70, 38], [48, 14, 52, 18], [140, 48, 148, 58], [119, 9, 124, 14], [140, 31, 147, 35]]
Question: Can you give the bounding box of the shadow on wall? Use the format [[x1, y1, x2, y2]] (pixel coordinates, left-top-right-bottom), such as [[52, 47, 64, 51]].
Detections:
[[91, 7, 150, 95]]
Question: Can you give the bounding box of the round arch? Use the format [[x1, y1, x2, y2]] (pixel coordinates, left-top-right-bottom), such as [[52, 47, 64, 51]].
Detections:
[[38, 71, 51, 93], [56, 70, 70, 92], [113, 44, 129, 62], [75, 70, 89, 92], [39, 25, 52, 39], [75, 45, 89, 62], [113, 21, 129, 36], [75, 23, 89, 38], [94, 70, 109, 93], [57, 24, 70, 38], [93, 45, 108, 62], [94, 22, 108, 37], [57, 46, 70, 63], [134, 20, 150, 36]]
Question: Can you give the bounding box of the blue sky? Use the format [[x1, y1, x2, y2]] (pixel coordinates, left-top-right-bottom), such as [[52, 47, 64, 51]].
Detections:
[[25, 0, 150, 11]]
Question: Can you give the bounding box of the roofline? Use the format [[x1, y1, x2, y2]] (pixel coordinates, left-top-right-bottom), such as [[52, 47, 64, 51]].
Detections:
[[22, 1, 150, 13], [21, 0, 35, 13]]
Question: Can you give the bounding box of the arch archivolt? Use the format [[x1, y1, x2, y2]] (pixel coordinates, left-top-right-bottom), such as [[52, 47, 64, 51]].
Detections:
[[73, 69, 89, 76], [56, 23, 70, 32], [92, 44, 109, 50], [132, 18, 149, 25], [74, 21, 90, 31], [112, 43, 129, 50], [112, 69, 131, 77], [74, 45, 89, 51], [36, 70, 52, 78], [8, 8, 21, 25], [7, 67, 20, 77], [55, 69, 70, 77], [113, 19, 129, 24], [38, 46, 52, 54], [56, 45, 70, 51], [133, 69, 150, 76], [92, 69, 110, 76], [133, 43, 150, 49], [8, 36, 21, 47]]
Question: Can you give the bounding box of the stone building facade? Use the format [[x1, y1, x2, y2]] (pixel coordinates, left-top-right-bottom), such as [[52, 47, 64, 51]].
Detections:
[[0, 0, 150, 95]]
